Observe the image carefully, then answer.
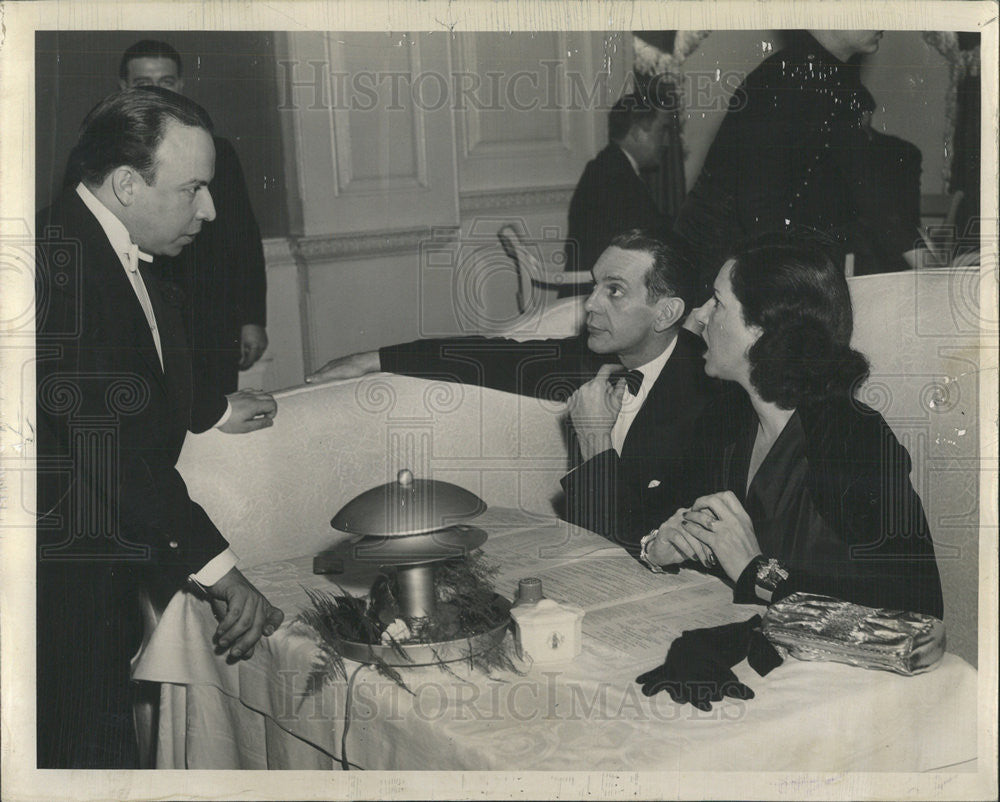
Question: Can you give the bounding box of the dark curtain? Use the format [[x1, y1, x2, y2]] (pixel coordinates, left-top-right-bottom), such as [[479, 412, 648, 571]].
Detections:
[[951, 33, 981, 253]]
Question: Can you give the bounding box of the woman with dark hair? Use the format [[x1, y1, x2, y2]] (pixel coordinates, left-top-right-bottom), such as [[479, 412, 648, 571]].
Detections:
[[640, 235, 944, 618]]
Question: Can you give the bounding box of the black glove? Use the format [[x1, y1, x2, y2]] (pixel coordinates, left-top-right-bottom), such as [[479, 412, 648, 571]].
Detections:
[[635, 615, 781, 711]]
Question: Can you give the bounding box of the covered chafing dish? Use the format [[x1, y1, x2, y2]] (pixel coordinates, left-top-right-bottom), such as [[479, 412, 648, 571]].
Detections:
[[317, 469, 489, 631]]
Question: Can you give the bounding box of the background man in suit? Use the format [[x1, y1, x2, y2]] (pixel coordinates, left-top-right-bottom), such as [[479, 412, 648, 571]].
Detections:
[[560, 93, 673, 296], [307, 231, 719, 550], [119, 40, 268, 423], [36, 88, 283, 768]]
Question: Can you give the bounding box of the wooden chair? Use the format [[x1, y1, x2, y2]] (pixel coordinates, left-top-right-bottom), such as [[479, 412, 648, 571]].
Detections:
[[911, 190, 967, 267], [496, 224, 592, 315]]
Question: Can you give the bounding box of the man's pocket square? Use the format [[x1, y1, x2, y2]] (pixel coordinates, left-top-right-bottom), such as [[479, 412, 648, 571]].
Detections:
[[647, 479, 661, 488]]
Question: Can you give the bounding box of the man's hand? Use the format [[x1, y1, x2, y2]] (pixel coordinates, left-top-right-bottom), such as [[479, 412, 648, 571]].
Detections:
[[218, 389, 277, 434], [568, 363, 625, 461], [305, 350, 381, 384], [239, 324, 268, 370], [205, 567, 284, 661]]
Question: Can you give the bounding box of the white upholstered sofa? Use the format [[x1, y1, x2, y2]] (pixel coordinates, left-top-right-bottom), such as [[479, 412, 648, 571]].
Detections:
[[177, 267, 985, 665]]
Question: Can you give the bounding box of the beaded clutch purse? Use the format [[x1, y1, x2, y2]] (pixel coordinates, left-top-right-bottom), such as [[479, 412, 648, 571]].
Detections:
[[761, 592, 945, 675]]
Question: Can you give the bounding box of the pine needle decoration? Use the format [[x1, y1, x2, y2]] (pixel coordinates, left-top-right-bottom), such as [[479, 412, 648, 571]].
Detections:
[[296, 551, 521, 693]]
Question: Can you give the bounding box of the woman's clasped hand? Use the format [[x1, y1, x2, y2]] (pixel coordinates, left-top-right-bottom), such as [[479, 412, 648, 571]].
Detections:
[[679, 492, 763, 582]]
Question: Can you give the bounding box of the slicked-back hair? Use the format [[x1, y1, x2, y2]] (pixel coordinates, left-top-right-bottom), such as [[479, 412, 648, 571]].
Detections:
[[607, 93, 661, 143], [71, 87, 213, 187], [607, 229, 698, 316], [727, 233, 870, 408], [119, 39, 183, 79]]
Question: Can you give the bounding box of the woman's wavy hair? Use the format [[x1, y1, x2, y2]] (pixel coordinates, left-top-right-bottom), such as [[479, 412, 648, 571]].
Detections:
[[727, 233, 870, 408]]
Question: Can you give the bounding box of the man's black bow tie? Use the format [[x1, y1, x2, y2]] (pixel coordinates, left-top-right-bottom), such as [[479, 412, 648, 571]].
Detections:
[[610, 369, 643, 395]]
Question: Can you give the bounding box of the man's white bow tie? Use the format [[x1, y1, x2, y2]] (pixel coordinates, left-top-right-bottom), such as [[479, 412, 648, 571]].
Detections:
[[125, 244, 160, 355]]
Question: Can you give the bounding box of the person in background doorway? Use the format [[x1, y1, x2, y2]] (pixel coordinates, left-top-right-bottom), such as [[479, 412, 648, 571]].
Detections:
[[560, 92, 673, 296]]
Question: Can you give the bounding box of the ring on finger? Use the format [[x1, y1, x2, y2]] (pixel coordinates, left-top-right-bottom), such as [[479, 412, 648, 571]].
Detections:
[[686, 515, 714, 531]]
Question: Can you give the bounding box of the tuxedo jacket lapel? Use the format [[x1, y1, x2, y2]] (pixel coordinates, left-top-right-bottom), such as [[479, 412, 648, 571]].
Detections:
[[141, 263, 193, 420], [620, 330, 704, 461], [64, 192, 169, 394]]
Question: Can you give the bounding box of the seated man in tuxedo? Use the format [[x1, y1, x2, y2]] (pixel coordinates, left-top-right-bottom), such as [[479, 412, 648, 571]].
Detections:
[[559, 93, 672, 296], [35, 87, 283, 768], [307, 230, 720, 551]]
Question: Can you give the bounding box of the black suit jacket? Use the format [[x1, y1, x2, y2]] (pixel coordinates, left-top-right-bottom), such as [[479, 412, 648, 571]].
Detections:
[[380, 328, 720, 550], [559, 330, 719, 549], [35, 190, 229, 584], [848, 130, 923, 275], [565, 144, 669, 276]]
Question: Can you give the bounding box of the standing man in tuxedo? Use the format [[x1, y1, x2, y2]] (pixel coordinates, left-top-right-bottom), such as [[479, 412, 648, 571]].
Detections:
[[118, 40, 268, 425], [36, 88, 283, 768], [307, 230, 719, 550], [560, 93, 672, 296]]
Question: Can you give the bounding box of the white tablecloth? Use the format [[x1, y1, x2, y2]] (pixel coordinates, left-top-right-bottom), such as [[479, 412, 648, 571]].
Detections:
[[133, 509, 978, 772]]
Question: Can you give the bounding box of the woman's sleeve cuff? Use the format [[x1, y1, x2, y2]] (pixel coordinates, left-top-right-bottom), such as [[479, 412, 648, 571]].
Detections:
[[734, 557, 762, 603]]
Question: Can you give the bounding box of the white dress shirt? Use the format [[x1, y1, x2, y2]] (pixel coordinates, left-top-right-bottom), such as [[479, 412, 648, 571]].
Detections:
[[621, 146, 641, 177], [610, 335, 678, 455], [75, 183, 236, 586]]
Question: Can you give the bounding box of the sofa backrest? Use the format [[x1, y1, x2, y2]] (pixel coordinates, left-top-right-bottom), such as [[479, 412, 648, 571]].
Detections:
[[846, 267, 982, 665], [177, 376, 570, 566], [177, 267, 983, 665]]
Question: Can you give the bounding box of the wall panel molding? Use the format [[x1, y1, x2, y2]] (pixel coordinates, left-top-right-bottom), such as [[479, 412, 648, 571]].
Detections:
[[328, 34, 430, 195], [277, 31, 458, 236], [295, 226, 459, 261], [458, 32, 572, 159], [273, 187, 573, 266], [459, 186, 574, 213], [267, 32, 623, 390], [262, 237, 297, 266], [454, 31, 632, 193]]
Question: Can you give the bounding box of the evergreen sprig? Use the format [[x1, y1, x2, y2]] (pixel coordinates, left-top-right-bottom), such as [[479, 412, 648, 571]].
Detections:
[[296, 552, 521, 692]]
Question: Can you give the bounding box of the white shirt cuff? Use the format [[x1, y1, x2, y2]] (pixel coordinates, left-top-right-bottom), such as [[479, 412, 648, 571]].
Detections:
[[189, 548, 238, 589], [214, 399, 234, 428]]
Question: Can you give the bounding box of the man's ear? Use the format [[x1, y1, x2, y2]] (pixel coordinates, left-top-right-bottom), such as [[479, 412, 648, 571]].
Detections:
[[118, 79, 129, 91], [111, 167, 139, 207], [654, 296, 685, 332], [175, 78, 185, 93]]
